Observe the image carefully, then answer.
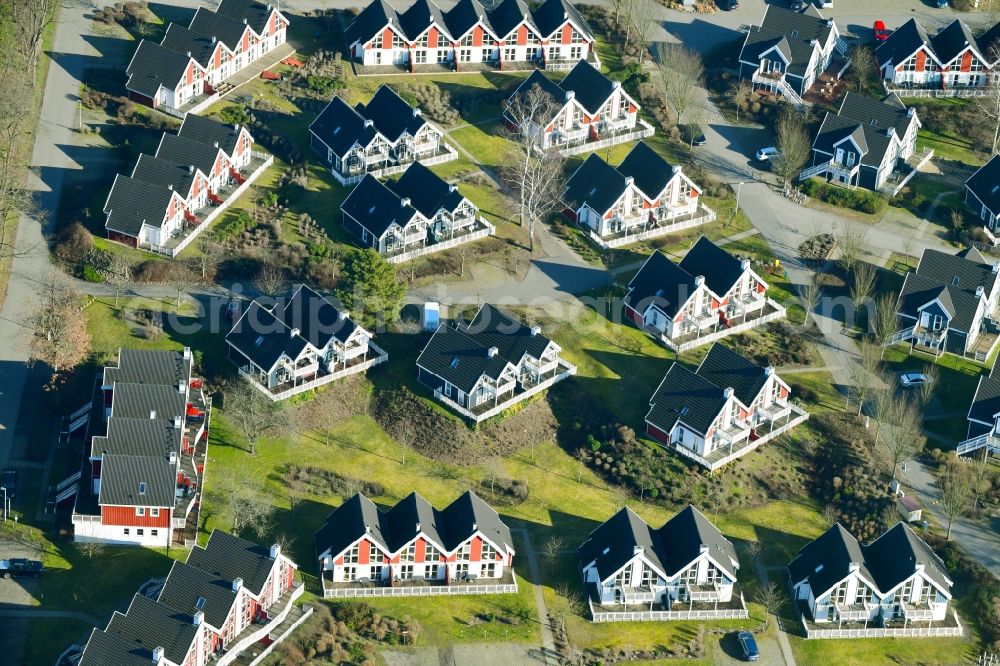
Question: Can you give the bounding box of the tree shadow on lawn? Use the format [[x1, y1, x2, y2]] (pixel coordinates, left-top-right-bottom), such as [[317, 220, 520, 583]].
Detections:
[[505, 511, 603, 589]]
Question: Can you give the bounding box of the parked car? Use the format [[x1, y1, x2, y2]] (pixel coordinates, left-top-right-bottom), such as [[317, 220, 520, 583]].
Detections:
[[789, 0, 806, 9], [899, 372, 934, 389], [873, 20, 890, 41], [0, 468, 16, 501], [723, 0, 739, 9], [0, 558, 43, 579], [817, 0, 833, 7], [681, 124, 707, 146], [737, 631, 760, 662], [937, 0, 949, 7], [755, 146, 779, 161]]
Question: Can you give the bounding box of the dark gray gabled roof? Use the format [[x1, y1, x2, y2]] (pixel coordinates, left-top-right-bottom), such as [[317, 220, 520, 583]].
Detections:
[[488, 0, 535, 39], [281, 284, 360, 347], [559, 60, 615, 115], [106, 594, 198, 666], [104, 175, 175, 237], [186, 529, 278, 596], [98, 454, 176, 507], [315, 491, 514, 563], [157, 561, 238, 630], [345, 0, 402, 46], [188, 7, 249, 50], [132, 154, 197, 196], [361, 85, 430, 143], [155, 134, 223, 179], [78, 628, 158, 666], [696, 343, 771, 407], [340, 173, 420, 239], [578, 505, 736, 583], [92, 418, 183, 459], [617, 141, 679, 200], [110, 383, 188, 421], [160, 23, 220, 69], [178, 113, 246, 157], [126, 40, 191, 98], [740, 5, 834, 78], [215, 0, 280, 36], [445, 0, 492, 41], [969, 362, 1000, 424], [225, 300, 311, 373], [624, 250, 699, 318], [930, 19, 980, 66], [812, 93, 915, 169], [309, 96, 375, 157], [532, 0, 592, 39], [316, 493, 390, 560], [978, 20, 1000, 58], [459, 304, 553, 364], [678, 236, 747, 298], [387, 162, 466, 219], [506, 69, 568, 111], [966, 155, 1000, 217], [788, 523, 870, 596], [562, 153, 629, 215], [896, 248, 998, 333], [874, 18, 931, 68], [646, 362, 728, 436], [399, 0, 451, 41], [862, 522, 951, 596]]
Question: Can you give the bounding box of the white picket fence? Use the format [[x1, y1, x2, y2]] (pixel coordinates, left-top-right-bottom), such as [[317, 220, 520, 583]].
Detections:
[[333, 145, 459, 186], [386, 219, 495, 264], [434, 362, 577, 422], [589, 593, 749, 623], [889, 85, 993, 99], [587, 205, 716, 249], [324, 581, 518, 598], [558, 120, 656, 157], [802, 610, 963, 639], [239, 343, 389, 402], [663, 300, 787, 352]]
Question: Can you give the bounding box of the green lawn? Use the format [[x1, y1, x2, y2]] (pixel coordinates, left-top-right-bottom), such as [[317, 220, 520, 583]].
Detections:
[[788, 632, 976, 666], [917, 127, 983, 166]]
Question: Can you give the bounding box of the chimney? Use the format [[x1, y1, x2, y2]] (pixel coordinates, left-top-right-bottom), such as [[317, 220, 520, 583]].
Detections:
[[149, 410, 157, 420], [530, 325, 541, 337], [233, 123, 240, 131], [365, 522, 371, 533], [724, 387, 734, 399], [192, 610, 204, 626], [848, 562, 860, 572], [339, 310, 350, 321], [448, 184, 458, 193], [564, 10, 568, 18], [672, 165, 681, 175], [167, 183, 173, 190], [741, 258, 751, 271], [976, 285, 985, 298], [364, 119, 374, 128], [178, 381, 186, 394], [625, 176, 635, 187], [186, 51, 192, 58], [183, 347, 192, 360], [152, 646, 164, 663], [633, 545, 643, 555], [415, 522, 421, 532], [401, 197, 411, 208], [232, 576, 243, 592], [413, 107, 422, 117], [243, 17, 248, 24], [699, 544, 710, 553], [694, 275, 705, 286], [173, 415, 182, 429], [270, 543, 280, 559], [565, 90, 575, 101], [212, 35, 217, 44], [487, 346, 499, 358], [472, 521, 478, 531], [915, 563, 925, 573], [168, 450, 177, 465], [213, 140, 219, 148], [907, 107, 915, 117], [612, 80, 621, 89], [764, 366, 774, 377], [290, 327, 300, 338], [188, 164, 195, 173]]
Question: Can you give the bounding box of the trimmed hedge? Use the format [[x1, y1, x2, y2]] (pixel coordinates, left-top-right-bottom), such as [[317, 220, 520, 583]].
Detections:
[[801, 179, 887, 215]]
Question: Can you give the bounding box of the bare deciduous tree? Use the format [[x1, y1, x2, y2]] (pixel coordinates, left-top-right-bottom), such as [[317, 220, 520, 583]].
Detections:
[[754, 581, 786, 631], [8, 0, 55, 72], [847, 45, 877, 94], [878, 396, 924, 483], [938, 463, 972, 540], [629, 0, 656, 61], [26, 272, 90, 380], [727, 79, 753, 122], [872, 292, 899, 355], [541, 535, 565, 572], [850, 262, 877, 328], [850, 341, 882, 416], [837, 222, 868, 273], [255, 263, 287, 298], [220, 474, 276, 538], [968, 450, 993, 512], [871, 378, 895, 451], [798, 276, 821, 330], [193, 237, 224, 280], [500, 83, 566, 252], [917, 363, 939, 408], [772, 109, 811, 184], [482, 456, 505, 493], [655, 44, 704, 126], [974, 44, 1000, 155], [99, 252, 135, 308], [226, 382, 282, 455]]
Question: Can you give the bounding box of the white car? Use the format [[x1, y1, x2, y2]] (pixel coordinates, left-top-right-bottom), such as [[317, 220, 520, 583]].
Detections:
[[899, 373, 933, 389], [755, 147, 779, 161], [817, 0, 832, 7]]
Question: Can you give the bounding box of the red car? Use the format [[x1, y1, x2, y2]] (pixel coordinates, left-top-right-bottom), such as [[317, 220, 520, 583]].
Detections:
[[874, 21, 890, 41]]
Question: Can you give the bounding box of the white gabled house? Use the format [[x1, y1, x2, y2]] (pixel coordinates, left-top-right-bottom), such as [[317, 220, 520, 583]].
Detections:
[[316, 491, 517, 597], [789, 523, 960, 638], [579, 505, 746, 621]]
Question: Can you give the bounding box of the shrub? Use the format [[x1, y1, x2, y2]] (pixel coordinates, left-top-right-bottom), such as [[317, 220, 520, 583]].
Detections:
[[800, 179, 887, 215], [306, 75, 346, 95], [218, 105, 252, 126], [81, 264, 104, 283], [55, 222, 94, 264]]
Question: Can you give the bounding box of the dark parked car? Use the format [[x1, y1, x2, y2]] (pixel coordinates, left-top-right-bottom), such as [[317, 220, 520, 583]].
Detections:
[[0, 558, 43, 579], [738, 631, 760, 662], [681, 124, 707, 146], [789, 0, 806, 9], [723, 0, 739, 9], [0, 468, 16, 501]]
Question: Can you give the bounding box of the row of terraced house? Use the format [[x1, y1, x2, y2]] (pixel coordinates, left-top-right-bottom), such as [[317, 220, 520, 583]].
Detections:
[[126, 0, 290, 116]]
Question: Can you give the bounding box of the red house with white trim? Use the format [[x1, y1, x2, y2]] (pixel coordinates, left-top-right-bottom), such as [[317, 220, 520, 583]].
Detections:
[[317, 491, 517, 597]]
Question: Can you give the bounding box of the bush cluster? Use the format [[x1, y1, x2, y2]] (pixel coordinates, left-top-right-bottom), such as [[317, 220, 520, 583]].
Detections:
[[800, 179, 887, 215], [282, 465, 383, 499], [275, 603, 419, 666], [94, 1, 148, 27]]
